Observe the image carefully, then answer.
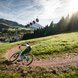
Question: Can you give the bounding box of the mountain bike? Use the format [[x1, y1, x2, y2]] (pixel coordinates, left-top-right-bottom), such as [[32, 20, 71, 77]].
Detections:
[[9, 45, 33, 66]]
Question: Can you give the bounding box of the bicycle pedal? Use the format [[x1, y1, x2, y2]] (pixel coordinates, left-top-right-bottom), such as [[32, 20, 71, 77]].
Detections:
[[17, 59, 22, 62], [14, 62, 17, 64]]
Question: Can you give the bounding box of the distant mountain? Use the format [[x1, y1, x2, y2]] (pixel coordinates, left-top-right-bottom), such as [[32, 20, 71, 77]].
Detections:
[[0, 23, 9, 28], [0, 18, 43, 30], [0, 23, 8, 29], [30, 23, 43, 30], [0, 23, 15, 31], [0, 18, 23, 27]]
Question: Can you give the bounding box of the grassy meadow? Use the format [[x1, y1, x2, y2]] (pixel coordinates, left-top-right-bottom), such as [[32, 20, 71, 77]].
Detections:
[[0, 32, 78, 78], [0, 32, 78, 58]]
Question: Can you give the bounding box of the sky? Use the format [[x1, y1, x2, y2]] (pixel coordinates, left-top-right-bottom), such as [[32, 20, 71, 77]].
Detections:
[[0, 0, 78, 26]]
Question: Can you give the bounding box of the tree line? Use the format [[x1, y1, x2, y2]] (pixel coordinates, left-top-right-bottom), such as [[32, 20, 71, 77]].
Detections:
[[22, 12, 78, 40]]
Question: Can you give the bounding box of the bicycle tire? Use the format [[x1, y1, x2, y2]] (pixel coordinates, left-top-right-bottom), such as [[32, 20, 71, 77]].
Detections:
[[22, 54, 33, 66], [9, 53, 19, 62]]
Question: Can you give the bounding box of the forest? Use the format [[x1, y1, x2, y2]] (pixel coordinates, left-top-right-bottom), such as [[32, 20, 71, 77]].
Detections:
[[22, 12, 78, 40]]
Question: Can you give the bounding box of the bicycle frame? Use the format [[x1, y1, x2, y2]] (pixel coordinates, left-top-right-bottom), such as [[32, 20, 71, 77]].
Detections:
[[17, 50, 28, 61]]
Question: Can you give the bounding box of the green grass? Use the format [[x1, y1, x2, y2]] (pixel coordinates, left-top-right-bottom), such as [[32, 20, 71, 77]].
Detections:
[[0, 72, 20, 78], [25, 70, 78, 78], [0, 32, 78, 58], [0, 31, 78, 78], [0, 68, 77, 78], [56, 71, 78, 78]]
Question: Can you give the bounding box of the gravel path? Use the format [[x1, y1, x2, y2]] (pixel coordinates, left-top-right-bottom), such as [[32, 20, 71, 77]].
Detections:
[[5, 46, 78, 69]]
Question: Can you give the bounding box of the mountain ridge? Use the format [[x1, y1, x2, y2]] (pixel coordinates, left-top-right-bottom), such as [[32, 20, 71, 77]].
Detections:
[[0, 18, 23, 27], [0, 18, 43, 30]]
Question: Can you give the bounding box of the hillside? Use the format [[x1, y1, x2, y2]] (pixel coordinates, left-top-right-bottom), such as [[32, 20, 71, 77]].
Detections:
[[0, 32, 78, 56], [0, 18, 23, 27], [0, 18, 43, 30], [0, 23, 9, 30], [0, 18, 26, 32], [0, 19, 34, 42], [0, 32, 78, 78]]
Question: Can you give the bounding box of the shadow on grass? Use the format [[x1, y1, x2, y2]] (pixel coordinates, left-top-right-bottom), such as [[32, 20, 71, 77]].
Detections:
[[0, 60, 13, 65]]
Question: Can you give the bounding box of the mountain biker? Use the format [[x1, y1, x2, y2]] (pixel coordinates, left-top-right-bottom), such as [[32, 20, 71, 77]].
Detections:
[[18, 42, 32, 61]]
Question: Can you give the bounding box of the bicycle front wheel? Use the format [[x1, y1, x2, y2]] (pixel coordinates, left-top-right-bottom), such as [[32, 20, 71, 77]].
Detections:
[[9, 53, 19, 62], [22, 54, 33, 66]]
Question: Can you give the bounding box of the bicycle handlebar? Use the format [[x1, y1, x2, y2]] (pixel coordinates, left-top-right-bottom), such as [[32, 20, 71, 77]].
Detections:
[[17, 44, 26, 51], [18, 44, 22, 51]]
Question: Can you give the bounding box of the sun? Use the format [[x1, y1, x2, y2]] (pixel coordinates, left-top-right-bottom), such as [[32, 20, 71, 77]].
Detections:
[[69, 0, 78, 14]]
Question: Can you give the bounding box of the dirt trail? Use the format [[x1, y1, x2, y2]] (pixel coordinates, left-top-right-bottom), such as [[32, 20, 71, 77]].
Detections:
[[5, 46, 20, 59], [5, 46, 78, 68], [31, 55, 78, 68]]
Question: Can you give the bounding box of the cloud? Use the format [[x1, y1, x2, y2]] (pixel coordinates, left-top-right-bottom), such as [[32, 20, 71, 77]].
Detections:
[[38, 0, 60, 19], [0, 0, 72, 26]]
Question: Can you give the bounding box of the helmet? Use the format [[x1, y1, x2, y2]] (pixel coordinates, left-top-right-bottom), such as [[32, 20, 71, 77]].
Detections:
[[26, 42, 29, 44]]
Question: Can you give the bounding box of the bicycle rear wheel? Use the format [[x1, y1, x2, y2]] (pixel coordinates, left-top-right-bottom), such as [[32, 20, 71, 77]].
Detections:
[[22, 54, 33, 66], [9, 53, 19, 62]]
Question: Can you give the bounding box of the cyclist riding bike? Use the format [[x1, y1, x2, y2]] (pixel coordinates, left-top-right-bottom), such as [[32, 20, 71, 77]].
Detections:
[[18, 42, 32, 61], [9, 42, 33, 66]]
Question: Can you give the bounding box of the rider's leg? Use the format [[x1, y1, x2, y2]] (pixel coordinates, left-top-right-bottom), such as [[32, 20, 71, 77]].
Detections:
[[17, 51, 23, 61], [19, 55, 23, 61], [19, 49, 29, 61]]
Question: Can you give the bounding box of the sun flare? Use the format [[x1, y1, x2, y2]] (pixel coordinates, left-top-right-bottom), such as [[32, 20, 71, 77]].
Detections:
[[69, 0, 78, 14]]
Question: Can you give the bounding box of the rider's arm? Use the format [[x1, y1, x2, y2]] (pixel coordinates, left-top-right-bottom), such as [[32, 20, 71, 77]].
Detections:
[[21, 44, 26, 46], [18, 44, 26, 50], [21, 43, 31, 48]]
